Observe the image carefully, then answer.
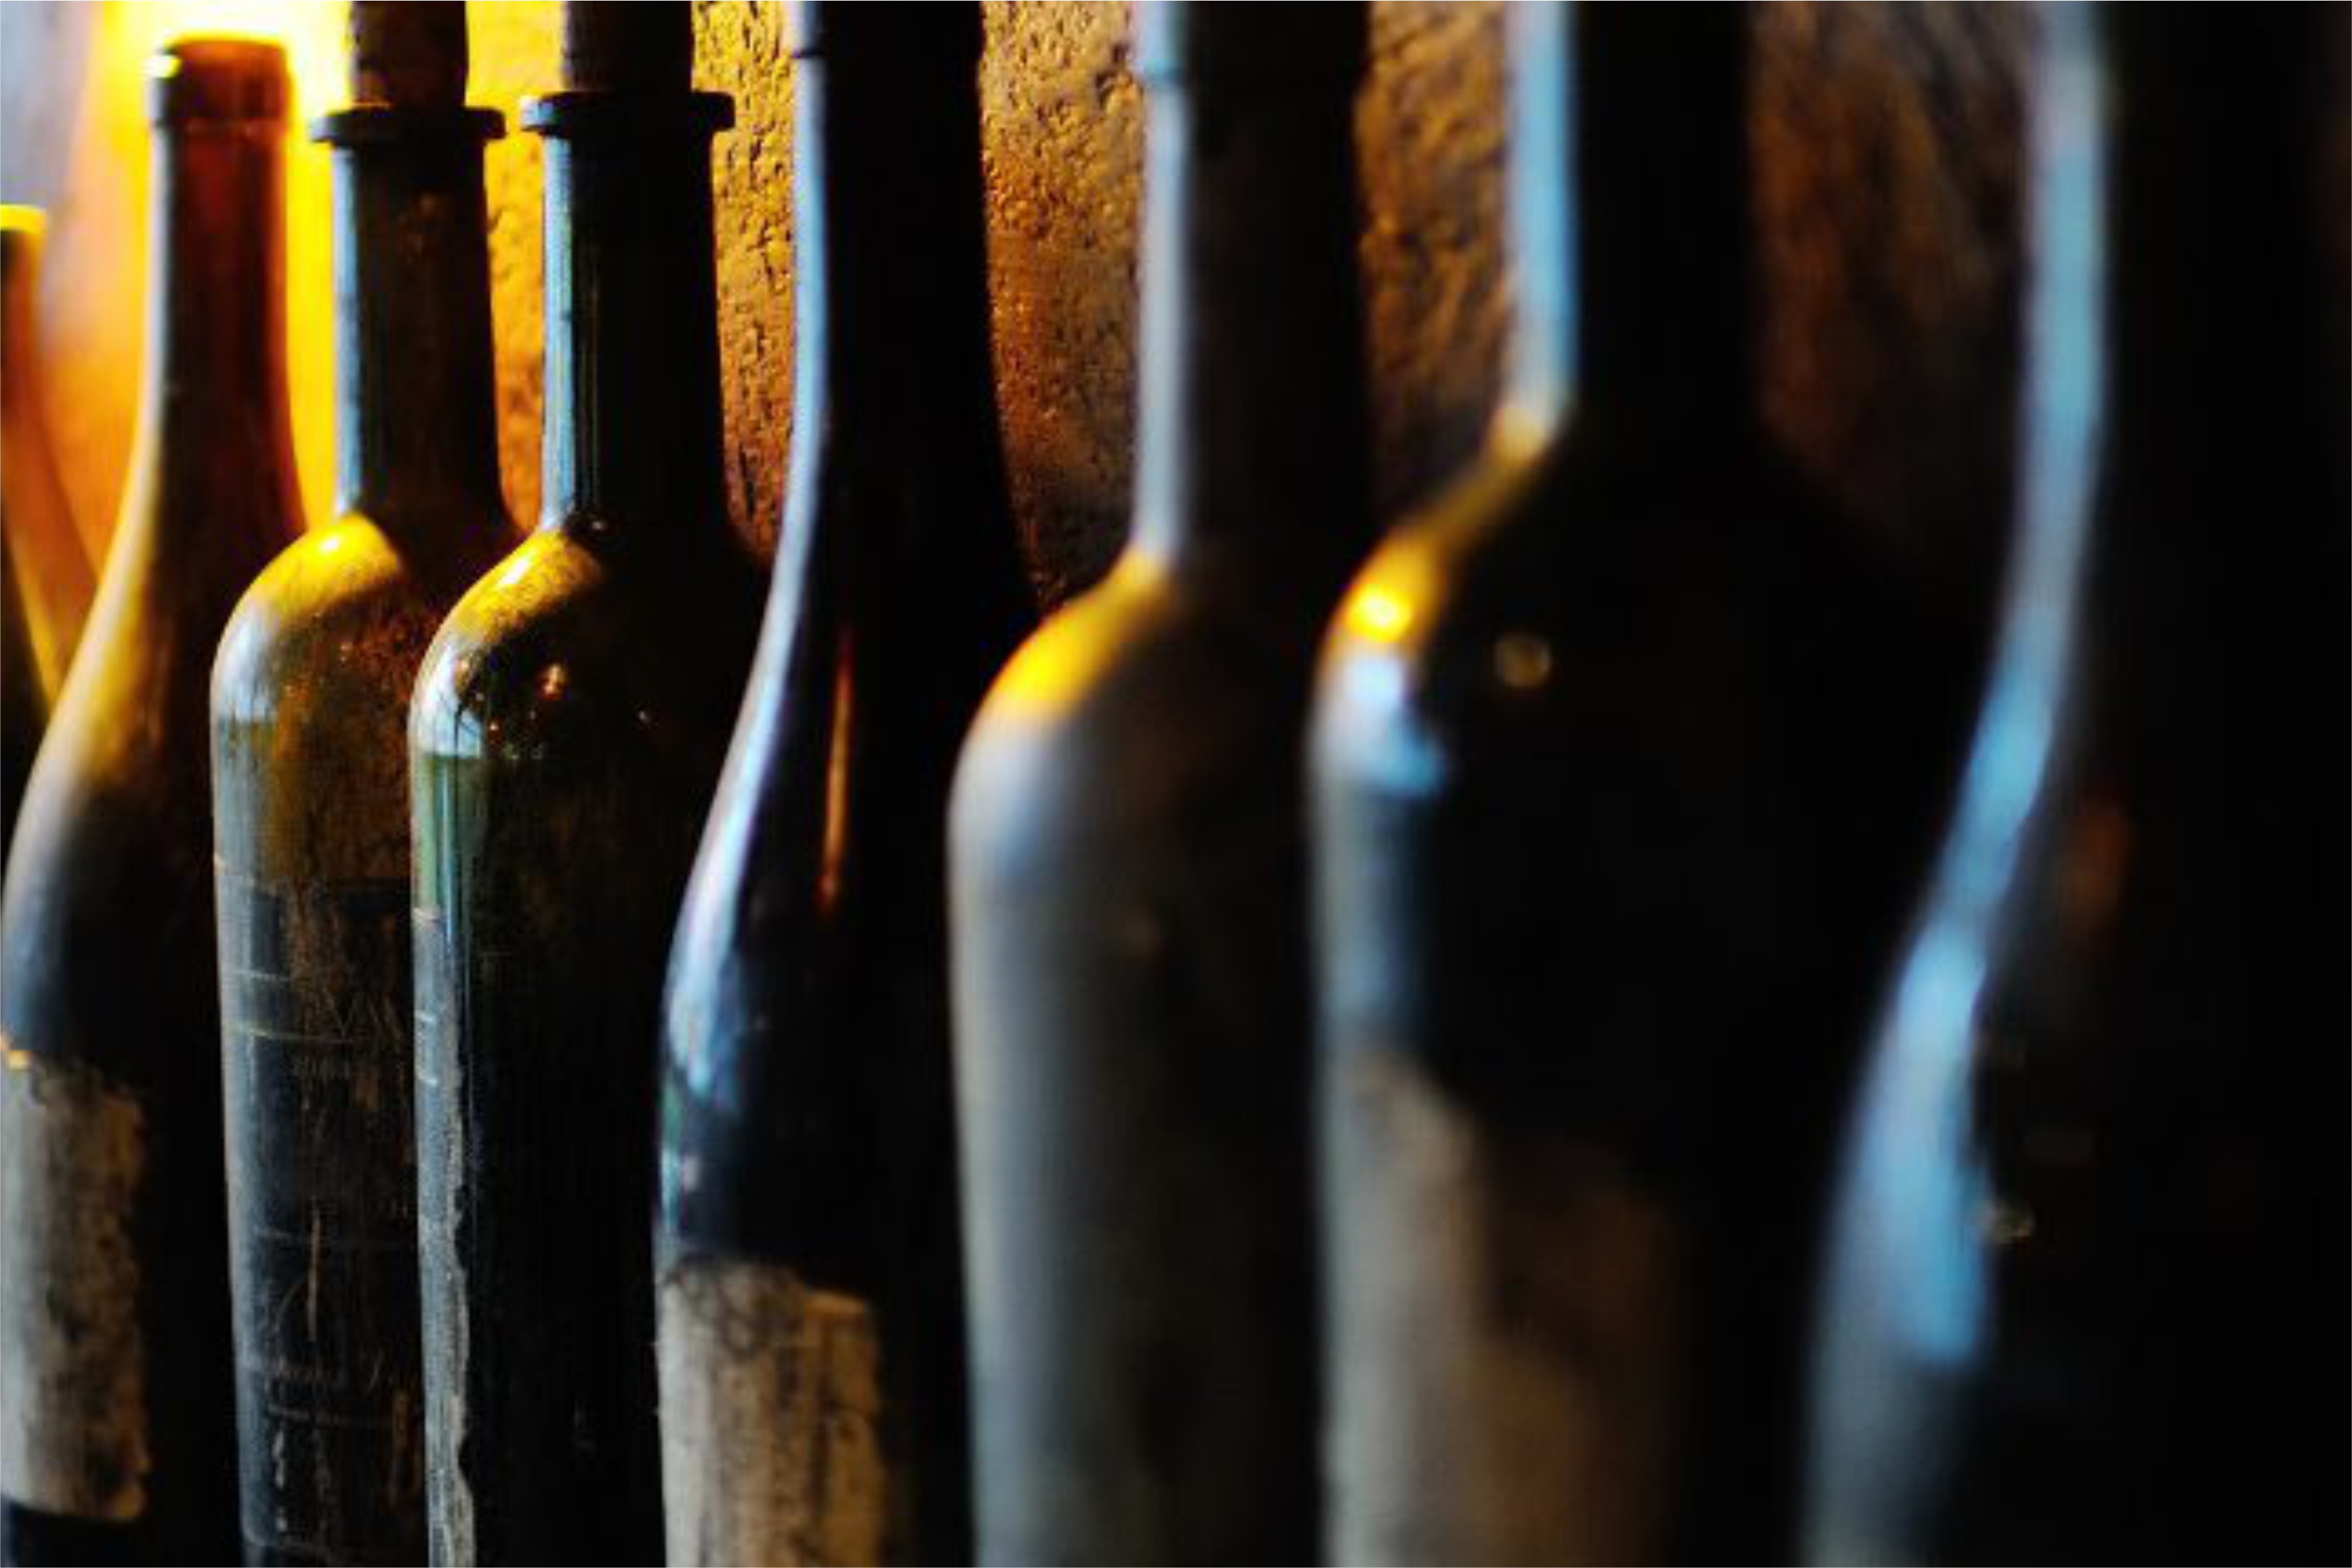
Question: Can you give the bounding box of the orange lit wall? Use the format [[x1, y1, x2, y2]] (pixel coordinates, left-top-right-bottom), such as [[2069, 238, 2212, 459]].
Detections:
[[3, 1, 2039, 632]]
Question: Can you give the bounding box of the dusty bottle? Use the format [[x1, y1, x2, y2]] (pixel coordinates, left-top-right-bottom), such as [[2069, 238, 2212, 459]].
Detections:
[[1, 205, 94, 860], [950, 5, 1372, 1561], [407, 5, 763, 1562], [1309, 5, 1959, 1561], [0, 38, 304, 1568], [209, 7, 511, 1563], [654, 8, 1033, 1562], [1806, 8, 2350, 1563]]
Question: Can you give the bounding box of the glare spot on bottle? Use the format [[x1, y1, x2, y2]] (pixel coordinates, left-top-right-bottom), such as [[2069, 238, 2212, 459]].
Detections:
[[1343, 582, 1415, 646], [1493, 630, 1554, 691], [494, 555, 534, 591], [538, 664, 569, 701]]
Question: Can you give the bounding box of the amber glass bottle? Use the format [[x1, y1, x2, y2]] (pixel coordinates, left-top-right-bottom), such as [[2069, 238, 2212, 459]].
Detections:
[[1806, 9, 2349, 1563], [209, 9, 510, 1563], [654, 9, 1032, 1562], [1, 206, 93, 859], [951, 5, 1372, 1561], [407, 7, 763, 1562], [1309, 5, 1957, 1561], [0, 39, 304, 1568]]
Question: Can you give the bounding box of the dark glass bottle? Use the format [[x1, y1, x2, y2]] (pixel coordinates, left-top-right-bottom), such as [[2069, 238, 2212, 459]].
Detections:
[[1, 205, 94, 861], [950, 6, 1372, 1561], [1309, 5, 1960, 1561], [654, 9, 1032, 1562], [1806, 9, 2349, 1563], [209, 9, 510, 1563], [0, 39, 304, 1568], [407, 7, 763, 1563]]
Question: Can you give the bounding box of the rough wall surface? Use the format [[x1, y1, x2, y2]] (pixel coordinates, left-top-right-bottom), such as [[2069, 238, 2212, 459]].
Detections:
[[3, 0, 2030, 632]]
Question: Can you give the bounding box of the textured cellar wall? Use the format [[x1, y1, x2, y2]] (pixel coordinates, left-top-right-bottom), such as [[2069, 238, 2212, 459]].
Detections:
[[2, 0, 2030, 635]]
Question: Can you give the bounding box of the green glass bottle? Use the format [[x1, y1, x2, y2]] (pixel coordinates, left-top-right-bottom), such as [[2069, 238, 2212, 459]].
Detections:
[[654, 9, 1034, 1562], [407, 5, 763, 1562], [210, 7, 510, 1562], [951, 5, 1372, 1561], [1309, 5, 1958, 1560], [1807, 8, 2349, 1561], [0, 38, 304, 1567]]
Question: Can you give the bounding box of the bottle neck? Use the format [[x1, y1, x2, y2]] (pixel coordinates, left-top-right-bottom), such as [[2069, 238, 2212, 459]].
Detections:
[[1507, 5, 1753, 438], [324, 113, 508, 541], [786, 47, 1009, 555], [127, 119, 301, 557], [530, 95, 732, 541], [1, 233, 48, 445], [1130, 70, 1372, 604]]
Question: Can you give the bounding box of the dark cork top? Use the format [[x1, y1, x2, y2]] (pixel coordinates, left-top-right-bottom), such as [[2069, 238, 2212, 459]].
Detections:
[[562, 2, 695, 94], [349, 1, 469, 107], [148, 36, 290, 126]]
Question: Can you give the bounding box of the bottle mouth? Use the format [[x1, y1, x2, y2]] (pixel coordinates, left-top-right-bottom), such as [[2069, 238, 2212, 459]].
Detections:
[[1, 204, 46, 271], [147, 36, 291, 129]]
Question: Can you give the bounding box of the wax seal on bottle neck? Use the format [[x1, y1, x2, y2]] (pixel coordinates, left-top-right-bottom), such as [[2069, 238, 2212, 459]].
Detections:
[[148, 36, 289, 128], [349, 1, 468, 107]]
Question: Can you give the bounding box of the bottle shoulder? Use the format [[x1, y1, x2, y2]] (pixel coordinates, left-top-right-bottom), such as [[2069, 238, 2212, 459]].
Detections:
[[954, 557, 1310, 857], [1315, 421, 1883, 800], [410, 527, 762, 766], [1311, 441, 1564, 796], [212, 520, 446, 723]]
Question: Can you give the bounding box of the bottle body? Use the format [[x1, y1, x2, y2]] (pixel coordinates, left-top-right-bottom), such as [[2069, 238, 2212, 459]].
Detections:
[[0, 42, 303, 1566], [411, 534, 758, 1565], [954, 564, 1331, 1562], [952, 8, 1372, 1560], [1315, 421, 1945, 1564], [210, 78, 510, 1565], [407, 56, 761, 1563], [655, 11, 1027, 1564]]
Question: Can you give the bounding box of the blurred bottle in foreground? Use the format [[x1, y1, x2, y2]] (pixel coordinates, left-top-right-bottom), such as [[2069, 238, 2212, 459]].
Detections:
[[1310, 3, 1958, 1559], [1807, 7, 2349, 1562], [952, 4, 1373, 1559]]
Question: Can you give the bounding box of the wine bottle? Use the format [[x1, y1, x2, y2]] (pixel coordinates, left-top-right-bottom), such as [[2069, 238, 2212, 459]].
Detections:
[[407, 7, 764, 1562], [654, 9, 1033, 1562], [209, 8, 510, 1563], [1806, 8, 2349, 1562], [950, 6, 1372, 1561], [1, 205, 94, 860], [1309, 5, 1959, 1561], [0, 39, 304, 1567]]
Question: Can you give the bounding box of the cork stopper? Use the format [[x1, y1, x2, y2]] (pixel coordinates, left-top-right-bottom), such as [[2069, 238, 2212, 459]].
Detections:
[[562, 1, 694, 94], [147, 35, 291, 126], [1133, 1, 1367, 91], [349, 1, 469, 107]]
